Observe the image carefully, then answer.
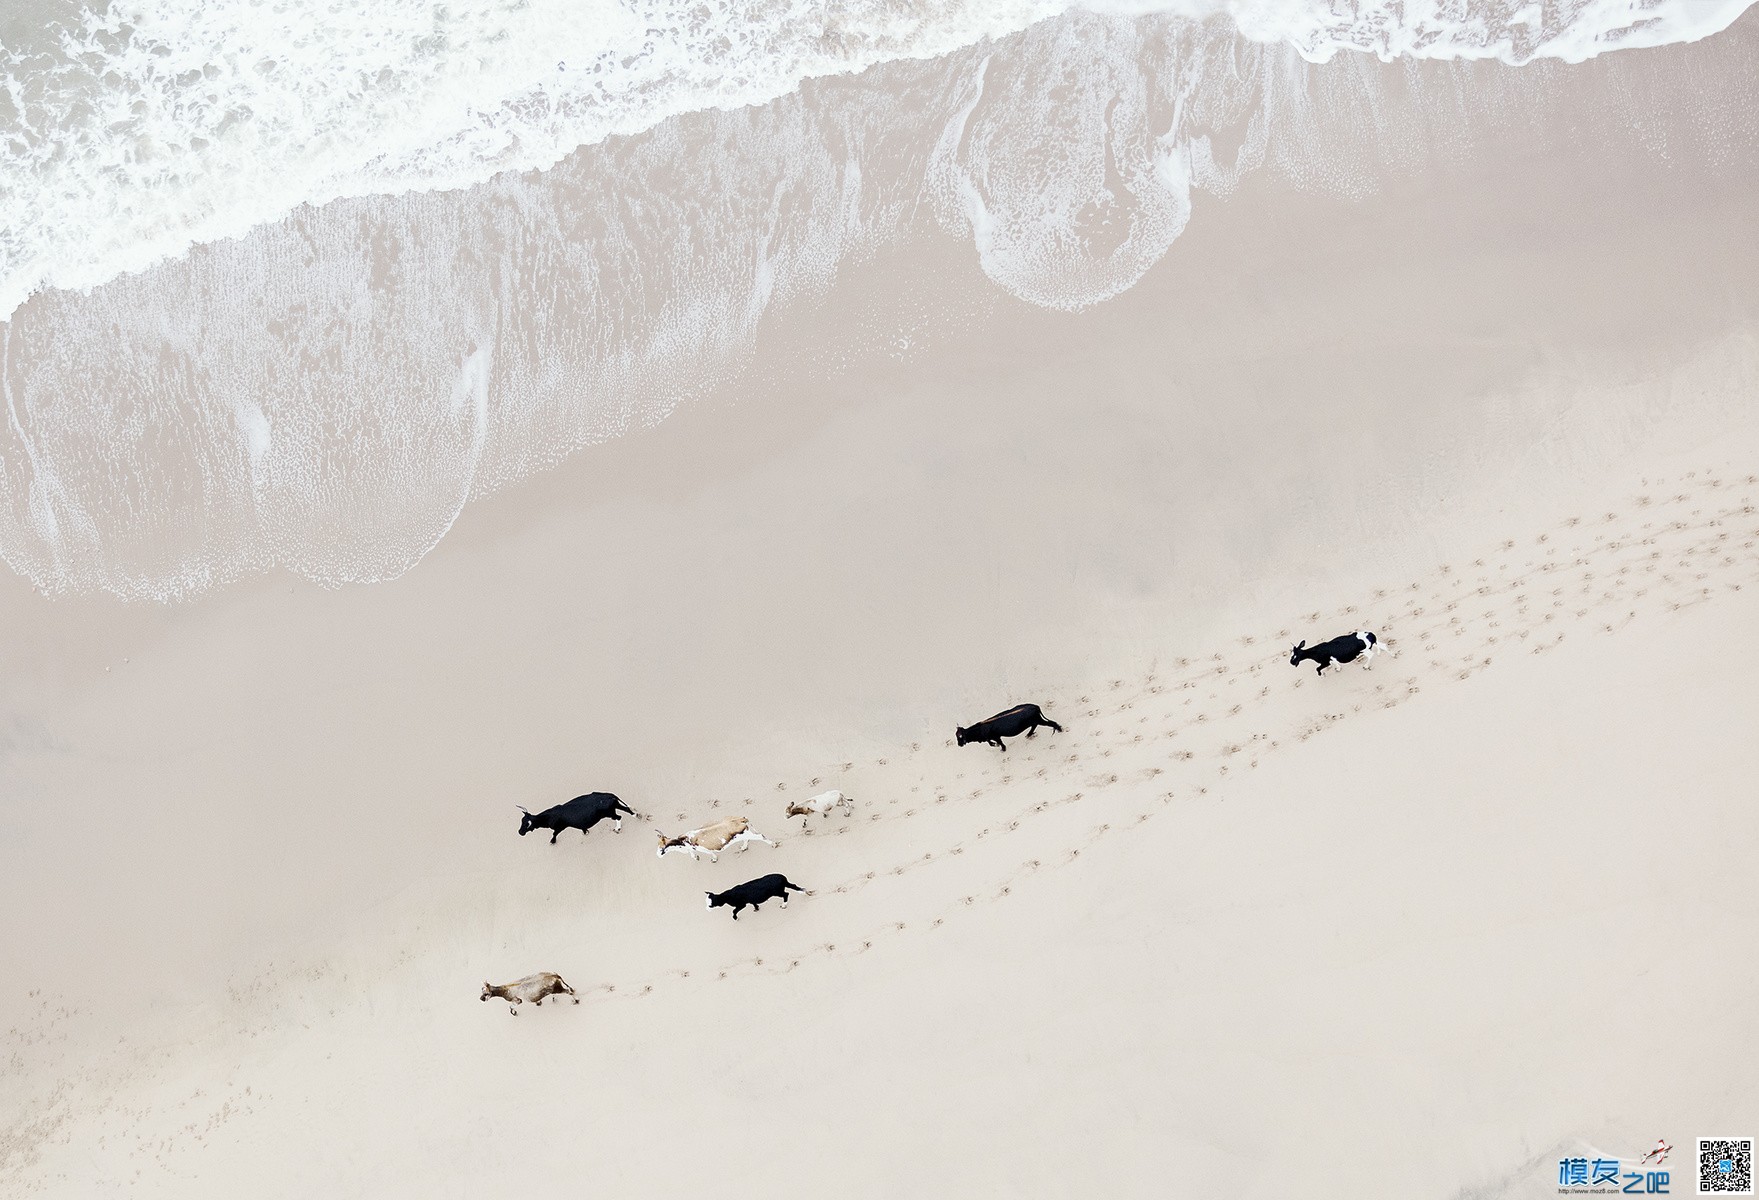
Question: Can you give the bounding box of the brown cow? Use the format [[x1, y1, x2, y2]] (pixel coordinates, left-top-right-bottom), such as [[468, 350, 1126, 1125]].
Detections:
[[480, 973, 578, 1015]]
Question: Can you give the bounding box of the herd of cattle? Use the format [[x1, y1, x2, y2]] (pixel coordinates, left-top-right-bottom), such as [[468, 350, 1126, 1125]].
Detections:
[[481, 636, 1387, 1012]]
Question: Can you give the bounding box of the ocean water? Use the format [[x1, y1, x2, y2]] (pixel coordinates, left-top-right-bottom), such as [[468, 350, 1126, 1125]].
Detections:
[[0, 0, 1755, 598]]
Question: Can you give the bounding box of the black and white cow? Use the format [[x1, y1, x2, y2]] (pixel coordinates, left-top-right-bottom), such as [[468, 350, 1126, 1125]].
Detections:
[[705, 873, 808, 920], [517, 792, 635, 844], [1289, 630, 1391, 676], [955, 703, 1063, 752]]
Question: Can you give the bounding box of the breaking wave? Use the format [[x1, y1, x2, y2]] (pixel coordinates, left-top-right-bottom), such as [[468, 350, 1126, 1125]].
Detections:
[[2, 0, 1751, 320]]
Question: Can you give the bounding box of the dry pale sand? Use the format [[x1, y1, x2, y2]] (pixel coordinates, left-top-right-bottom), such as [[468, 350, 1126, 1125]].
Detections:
[[3, 24, 1759, 1200]]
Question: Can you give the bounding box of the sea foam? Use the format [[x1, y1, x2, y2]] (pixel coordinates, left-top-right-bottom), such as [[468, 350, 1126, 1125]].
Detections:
[[0, 0, 1750, 321]]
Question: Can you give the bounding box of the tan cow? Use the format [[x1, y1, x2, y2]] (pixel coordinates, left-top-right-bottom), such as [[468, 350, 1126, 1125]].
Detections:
[[655, 815, 778, 862], [480, 973, 578, 1015]]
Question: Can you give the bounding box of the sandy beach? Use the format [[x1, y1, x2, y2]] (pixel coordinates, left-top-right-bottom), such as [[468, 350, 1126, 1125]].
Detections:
[[3, 5, 1757, 1197]]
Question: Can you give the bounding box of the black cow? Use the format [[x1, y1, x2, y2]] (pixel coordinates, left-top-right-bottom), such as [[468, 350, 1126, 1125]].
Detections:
[[955, 703, 1063, 752], [517, 792, 636, 844], [705, 873, 808, 920], [1288, 630, 1389, 676]]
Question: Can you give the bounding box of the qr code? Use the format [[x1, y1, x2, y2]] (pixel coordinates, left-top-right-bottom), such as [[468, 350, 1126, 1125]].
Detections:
[[1699, 1138, 1754, 1195]]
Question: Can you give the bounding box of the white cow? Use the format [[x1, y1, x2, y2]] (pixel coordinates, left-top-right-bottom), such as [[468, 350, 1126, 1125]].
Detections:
[[655, 815, 778, 862], [785, 789, 855, 828]]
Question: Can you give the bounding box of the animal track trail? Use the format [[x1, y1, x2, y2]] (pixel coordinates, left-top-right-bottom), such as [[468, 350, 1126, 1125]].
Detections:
[[611, 470, 1759, 996], [15, 473, 1755, 1191]]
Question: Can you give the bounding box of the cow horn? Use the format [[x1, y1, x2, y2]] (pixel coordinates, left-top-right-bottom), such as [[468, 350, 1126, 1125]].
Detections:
[[516, 805, 530, 813]]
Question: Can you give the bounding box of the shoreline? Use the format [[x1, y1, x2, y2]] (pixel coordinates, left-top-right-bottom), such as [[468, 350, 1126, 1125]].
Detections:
[[4, 13, 1758, 600]]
